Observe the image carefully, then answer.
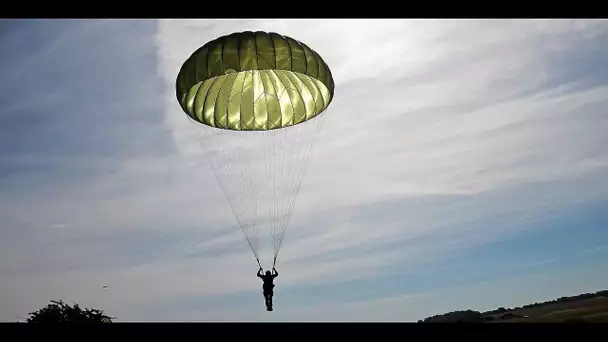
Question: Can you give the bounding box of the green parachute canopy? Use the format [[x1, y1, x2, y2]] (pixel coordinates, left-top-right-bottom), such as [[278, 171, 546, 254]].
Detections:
[[176, 31, 335, 131], [175, 31, 334, 268]]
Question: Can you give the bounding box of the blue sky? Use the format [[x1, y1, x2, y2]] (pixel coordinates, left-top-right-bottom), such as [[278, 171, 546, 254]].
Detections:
[[1, 19, 608, 321]]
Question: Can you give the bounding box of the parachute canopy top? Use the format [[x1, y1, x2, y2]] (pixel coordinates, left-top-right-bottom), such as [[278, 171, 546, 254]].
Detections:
[[176, 31, 335, 131]]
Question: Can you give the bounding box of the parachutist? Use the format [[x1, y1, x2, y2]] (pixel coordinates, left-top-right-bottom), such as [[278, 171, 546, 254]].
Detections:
[[257, 267, 278, 311]]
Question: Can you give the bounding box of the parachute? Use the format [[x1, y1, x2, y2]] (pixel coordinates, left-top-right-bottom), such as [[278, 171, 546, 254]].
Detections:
[[175, 31, 334, 268]]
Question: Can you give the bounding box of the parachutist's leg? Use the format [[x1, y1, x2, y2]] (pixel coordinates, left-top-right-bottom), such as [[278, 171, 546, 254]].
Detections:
[[268, 292, 273, 311], [264, 292, 271, 311]]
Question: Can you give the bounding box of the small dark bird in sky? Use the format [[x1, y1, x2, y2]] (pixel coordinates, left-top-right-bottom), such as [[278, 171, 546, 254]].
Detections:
[[102, 285, 109, 288]]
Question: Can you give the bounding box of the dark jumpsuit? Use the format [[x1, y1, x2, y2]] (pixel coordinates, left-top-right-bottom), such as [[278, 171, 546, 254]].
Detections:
[[257, 269, 278, 310]]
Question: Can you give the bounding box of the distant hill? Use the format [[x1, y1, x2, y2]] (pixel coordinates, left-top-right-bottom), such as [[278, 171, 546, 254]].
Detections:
[[419, 289, 608, 323]]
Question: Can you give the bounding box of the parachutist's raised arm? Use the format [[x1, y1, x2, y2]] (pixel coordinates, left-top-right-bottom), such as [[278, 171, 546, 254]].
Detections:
[[257, 268, 263, 278], [272, 268, 278, 277]]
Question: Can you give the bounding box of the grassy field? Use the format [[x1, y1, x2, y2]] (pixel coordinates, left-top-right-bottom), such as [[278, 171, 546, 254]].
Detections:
[[494, 296, 608, 323]]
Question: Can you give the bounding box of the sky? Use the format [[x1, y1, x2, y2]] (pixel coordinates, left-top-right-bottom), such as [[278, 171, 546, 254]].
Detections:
[[1, 18, 608, 322]]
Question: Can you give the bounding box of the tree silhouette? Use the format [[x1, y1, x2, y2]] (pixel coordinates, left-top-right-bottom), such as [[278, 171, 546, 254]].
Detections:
[[26, 300, 113, 323], [423, 309, 482, 323]]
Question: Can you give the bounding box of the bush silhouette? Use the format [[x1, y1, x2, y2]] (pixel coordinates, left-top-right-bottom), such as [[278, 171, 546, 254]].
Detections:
[[26, 300, 113, 323]]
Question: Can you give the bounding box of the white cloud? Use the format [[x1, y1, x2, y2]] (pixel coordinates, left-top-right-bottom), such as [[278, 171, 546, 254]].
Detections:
[[1, 19, 608, 321]]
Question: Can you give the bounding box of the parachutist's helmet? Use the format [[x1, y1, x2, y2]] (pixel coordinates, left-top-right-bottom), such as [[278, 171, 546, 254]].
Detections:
[[266, 270, 271, 276]]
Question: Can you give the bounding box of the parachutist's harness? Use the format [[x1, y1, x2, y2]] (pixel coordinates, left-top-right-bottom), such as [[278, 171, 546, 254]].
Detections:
[[258, 258, 278, 295]]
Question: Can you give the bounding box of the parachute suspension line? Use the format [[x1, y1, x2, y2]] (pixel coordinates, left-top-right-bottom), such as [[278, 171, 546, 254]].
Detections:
[[241, 130, 261, 258], [278, 122, 297, 254], [272, 127, 283, 257], [273, 112, 327, 259], [272, 124, 293, 258], [273, 128, 279, 257], [269, 130, 275, 262], [232, 129, 258, 255], [271, 125, 290, 258], [262, 128, 272, 267], [187, 110, 327, 266], [187, 108, 327, 266], [250, 131, 260, 259], [265, 127, 276, 265], [201, 130, 245, 254], [212, 132, 249, 245], [266, 113, 327, 261], [273, 122, 300, 256], [198, 127, 260, 260], [271, 129, 281, 255]]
